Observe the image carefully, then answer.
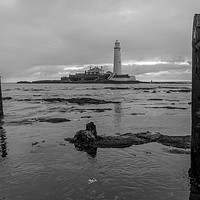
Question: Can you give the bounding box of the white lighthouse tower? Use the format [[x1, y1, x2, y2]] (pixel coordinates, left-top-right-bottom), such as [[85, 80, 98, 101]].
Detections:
[[113, 40, 122, 75], [109, 40, 137, 82]]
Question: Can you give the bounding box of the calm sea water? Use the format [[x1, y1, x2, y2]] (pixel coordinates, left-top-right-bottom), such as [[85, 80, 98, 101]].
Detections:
[[0, 83, 191, 200]]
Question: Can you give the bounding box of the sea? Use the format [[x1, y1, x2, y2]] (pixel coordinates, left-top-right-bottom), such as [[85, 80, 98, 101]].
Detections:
[[0, 83, 192, 200]]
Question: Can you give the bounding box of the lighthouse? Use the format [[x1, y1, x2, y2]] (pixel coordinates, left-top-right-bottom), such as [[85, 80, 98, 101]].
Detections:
[[109, 40, 137, 82], [113, 40, 122, 75]]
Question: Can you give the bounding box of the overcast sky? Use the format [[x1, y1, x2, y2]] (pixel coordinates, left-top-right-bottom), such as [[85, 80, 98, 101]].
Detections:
[[0, 0, 199, 82]]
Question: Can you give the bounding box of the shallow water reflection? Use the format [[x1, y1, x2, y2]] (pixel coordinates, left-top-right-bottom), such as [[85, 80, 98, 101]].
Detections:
[[0, 120, 7, 158], [113, 103, 122, 132], [0, 130, 7, 158], [75, 144, 97, 158]]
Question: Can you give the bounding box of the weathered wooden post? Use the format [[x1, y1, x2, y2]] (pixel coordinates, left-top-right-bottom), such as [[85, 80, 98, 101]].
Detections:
[[191, 14, 200, 187], [0, 76, 3, 117]]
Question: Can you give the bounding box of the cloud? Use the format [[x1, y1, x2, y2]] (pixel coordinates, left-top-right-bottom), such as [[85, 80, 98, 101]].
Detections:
[[0, 0, 199, 82], [121, 59, 191, 81], [137, 69, 191, 82], [5, 58, 191, 82]]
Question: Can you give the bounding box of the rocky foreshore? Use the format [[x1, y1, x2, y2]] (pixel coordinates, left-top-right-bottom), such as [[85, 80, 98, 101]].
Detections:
[[64, 122, 191, 156], [6, 117, 71, 125], [18, 97, 120, 105]]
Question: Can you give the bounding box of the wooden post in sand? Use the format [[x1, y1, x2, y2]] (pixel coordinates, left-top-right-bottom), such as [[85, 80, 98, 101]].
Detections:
[[0, 76, 3, 117], [191, 14, 200, 185]]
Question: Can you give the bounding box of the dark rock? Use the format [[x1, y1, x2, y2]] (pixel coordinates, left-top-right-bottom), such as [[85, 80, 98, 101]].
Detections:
[[163, 148, 190, 154], [32, 142, 39, 146], [95, 135, 145, 148], [158, 86, 190, 90], [73, 130, 96, 157], [64, 122, 191, 154], [85, 146, 97, 158], [2, 97, 12, 100], [148, 98, 163, 101], [86, 122, 97, 138], [167, 89, 191, 93], [8, 118, 37, 125], [41, 98, 66, 103], [134, 87, 156, 90], [135, 131, 162, 142], [75, 108, 112, 113], [65, 98, 119, 105], [8, 117, 71, 125], [70, 122, 98, 155], [89, 108, 112, 112], [37, 117, 71, 123], [146, 106, 187, 110], [64, 137, 74, 143], [176, 89, 191, 93], [17, 81, 31, 84], [166, 99, 180, 102], [130, 113, 145, 115], [24, 88, 47, 92], [157, 135, 191, 149], [74, 130, 95, 145], [81, 116, 91, 118], [18, 97, 120, 105], [104, 87, 129, 90], [18, 99, 33, 102], [85, 87, 101, 90], [145, 151, 152, 154], [96, 136, 133, 148]]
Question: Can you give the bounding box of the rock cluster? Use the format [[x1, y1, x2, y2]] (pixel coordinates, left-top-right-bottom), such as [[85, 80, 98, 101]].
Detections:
[[18, 97, 120, 105], [65, 122, 191, 156], [7, 117, 71, 125]]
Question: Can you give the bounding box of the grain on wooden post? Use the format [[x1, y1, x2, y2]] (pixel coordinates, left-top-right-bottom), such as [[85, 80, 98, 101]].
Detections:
[[191, 14, 200, 185], [0, 76, 3, 117]]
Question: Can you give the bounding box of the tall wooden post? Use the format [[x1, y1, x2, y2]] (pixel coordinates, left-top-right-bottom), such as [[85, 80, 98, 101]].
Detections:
[[0, 76, 3, 117], [191, 14, 200, 185]]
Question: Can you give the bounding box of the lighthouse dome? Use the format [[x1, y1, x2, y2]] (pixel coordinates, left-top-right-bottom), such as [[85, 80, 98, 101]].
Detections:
[[115, 40, 120, 47]]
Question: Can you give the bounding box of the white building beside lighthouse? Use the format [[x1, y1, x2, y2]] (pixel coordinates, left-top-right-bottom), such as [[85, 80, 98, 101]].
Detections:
[[109, 40, 137, 82]]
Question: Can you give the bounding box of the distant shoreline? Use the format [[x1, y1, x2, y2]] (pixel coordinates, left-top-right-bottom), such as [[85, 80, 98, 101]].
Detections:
[[16, 80, 191, 84]]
